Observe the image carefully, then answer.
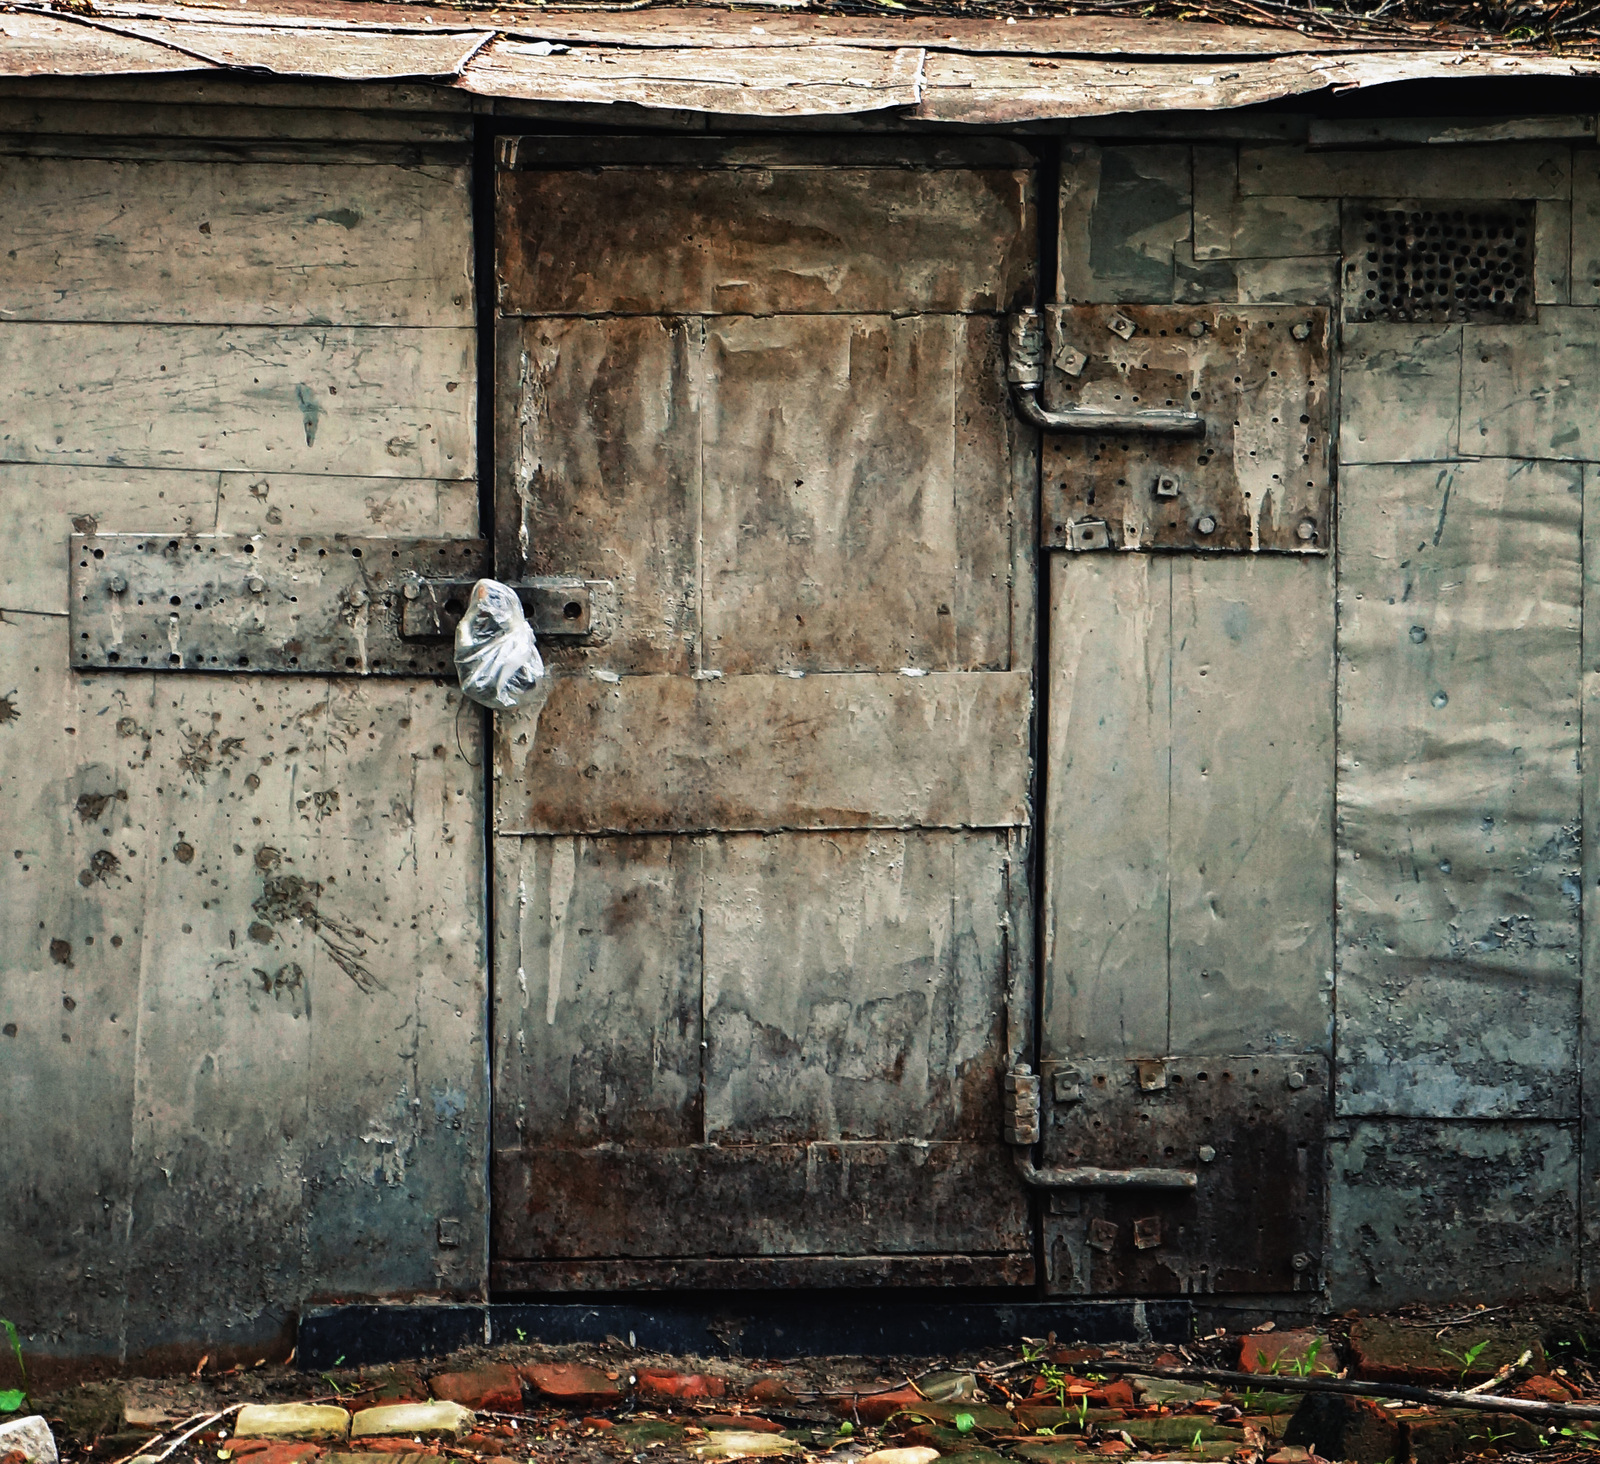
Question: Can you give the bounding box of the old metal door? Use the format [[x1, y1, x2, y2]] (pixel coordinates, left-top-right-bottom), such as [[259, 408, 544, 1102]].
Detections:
[[489, 137, 1039, 1289], [1029, 296, 1336, 1295]]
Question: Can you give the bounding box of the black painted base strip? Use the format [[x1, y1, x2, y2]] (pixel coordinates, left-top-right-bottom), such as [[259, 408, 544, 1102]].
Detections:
[[297, 1299, 1191, 1370]]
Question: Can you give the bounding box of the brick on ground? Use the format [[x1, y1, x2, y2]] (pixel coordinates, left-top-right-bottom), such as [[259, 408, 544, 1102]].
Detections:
[[1348, 1318, 1546, 1385], [349, 1403, 474, 1442], [636, 1372, 727, 1406], [428, 1367, 523, 1412], [224, 1441, 325, 1464], [1283, 1393, 1400, 1464], [699, 1417, 784, 1434], [1238, 1330, 1336, 1377], [519, 1364, 625, 1411], [838, 1387, 923, 1425], [740, 1379, 796, 1406], [232, 1407, 350, 1445]]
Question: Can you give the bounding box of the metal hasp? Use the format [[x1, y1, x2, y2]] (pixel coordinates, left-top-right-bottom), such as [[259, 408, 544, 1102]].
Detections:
[[1009, 304, 1332, 555], [69, 534, 612, 676], [1009, 311, 1205, 437], [1034, 1056, 1327, 1296], [1005, 1065, 1200, 1192]]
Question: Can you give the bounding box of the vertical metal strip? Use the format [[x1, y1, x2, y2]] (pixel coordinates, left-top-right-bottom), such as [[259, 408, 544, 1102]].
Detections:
[[473, 111, 499, 1299]]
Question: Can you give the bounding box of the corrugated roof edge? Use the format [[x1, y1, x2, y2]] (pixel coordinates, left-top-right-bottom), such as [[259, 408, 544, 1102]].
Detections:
[[6, 1, 1600, 118]]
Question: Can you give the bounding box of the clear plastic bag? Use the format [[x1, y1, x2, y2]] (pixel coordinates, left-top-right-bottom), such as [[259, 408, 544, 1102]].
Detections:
[[454, 578, 546, 710]]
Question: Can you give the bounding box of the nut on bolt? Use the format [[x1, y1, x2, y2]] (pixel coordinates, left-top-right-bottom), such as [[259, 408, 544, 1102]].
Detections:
[[247, 576, 266, 594], [1196, 515, 1217, 536], [107, 573, 128, 595]]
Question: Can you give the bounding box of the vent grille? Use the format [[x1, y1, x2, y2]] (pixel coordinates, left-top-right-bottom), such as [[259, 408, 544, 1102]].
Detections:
[[1347, 204, 1533, 323]]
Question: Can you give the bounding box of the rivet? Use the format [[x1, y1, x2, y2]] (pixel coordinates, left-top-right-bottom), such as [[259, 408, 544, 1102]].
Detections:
[[107, 574, 128, 595], [1196, 515, 1216, 536], [1297, 518, 1316, 541], [247, 576, 266, 594]]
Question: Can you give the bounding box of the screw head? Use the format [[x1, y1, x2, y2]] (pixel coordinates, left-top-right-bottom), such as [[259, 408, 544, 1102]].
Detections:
[[1196, 515, 1217, 536], [107, 573, 128, 595], [247, 576, 266, 594], [1297, 518, 1317, 541]]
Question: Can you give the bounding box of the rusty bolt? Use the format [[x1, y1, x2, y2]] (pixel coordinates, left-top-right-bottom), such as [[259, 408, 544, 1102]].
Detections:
[[1291, 1252, 1314, 1272], [1287, 1069, 1307, 1090], [1292, 322, 1312, 341], [1198, 1144, 1217, 1163], [107, 573, 128, 595], [403, 581, 421, 600], [247, 576, 266, 594], [1297, 519, 1317, 541], [1196, 515, 1217, 536]]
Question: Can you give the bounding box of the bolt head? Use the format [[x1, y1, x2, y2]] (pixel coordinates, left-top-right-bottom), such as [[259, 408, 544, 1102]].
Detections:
[[1198, 1144, 1217, 1163], [247, 576, 266, 594], [1188, 321, 1207, 338], [1292, 322, 1312, 341], [107, 573, 128, 595], [1196, 515, 1217, 536], [1287, 1070, 1307, 1090], [1297, 518, 1317, 541]]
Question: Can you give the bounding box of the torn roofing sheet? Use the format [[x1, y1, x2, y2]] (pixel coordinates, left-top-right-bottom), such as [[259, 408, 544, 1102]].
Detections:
[[7, 1, 1600, 115]]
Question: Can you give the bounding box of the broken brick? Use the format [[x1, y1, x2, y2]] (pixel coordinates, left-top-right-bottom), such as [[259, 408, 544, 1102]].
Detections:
[[329, 1443, 416, 1457], [1397, 1412, 1467, 1464], [1238, 1330, 1335, 1377], [1047, 1349, 1103, 1369], [233, 1408, 350, 1445], [223, 1444, 324, 1464], [1349, 1318, 1546, 1386], [740, 1379, 797, 1407], [460, 1435, 507, 1455], [429, 1367, 523, 1413], [1284, 1394, 1400, 1464], [519, 1364, 625, 1411], [838, 1387, 924, 1425], [1513, 1374, 1575, 1402], [636, 1372, 727, 1406]]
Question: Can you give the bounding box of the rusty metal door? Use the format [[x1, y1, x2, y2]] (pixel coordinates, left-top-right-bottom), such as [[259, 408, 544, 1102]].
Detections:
[[488, 137, 1039, 1290], [1030, 300, 1336, 1295]]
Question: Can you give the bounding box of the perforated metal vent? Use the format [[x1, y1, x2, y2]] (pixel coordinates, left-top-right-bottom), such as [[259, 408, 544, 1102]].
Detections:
[[1344, 203, 1533, 324]]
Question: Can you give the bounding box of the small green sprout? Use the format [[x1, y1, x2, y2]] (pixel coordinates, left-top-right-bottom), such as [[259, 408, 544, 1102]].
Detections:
[[0, 1319, 25, 1414], [954, 1414, 976, 1435]]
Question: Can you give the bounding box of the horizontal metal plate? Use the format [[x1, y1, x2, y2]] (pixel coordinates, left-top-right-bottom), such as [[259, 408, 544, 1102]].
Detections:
[[1039, 1053, 1327, 1295], [69, 535, 611, 676], [1041, 305, 1331, 555]]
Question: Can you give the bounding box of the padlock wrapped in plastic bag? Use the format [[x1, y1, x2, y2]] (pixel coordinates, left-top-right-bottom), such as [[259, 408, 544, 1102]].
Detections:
[[454, 579, 546, 710]]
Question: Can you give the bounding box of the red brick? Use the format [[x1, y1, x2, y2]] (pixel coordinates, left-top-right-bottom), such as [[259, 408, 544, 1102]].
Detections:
[[462, 1434, 509, 1455], [741, 1378, 797, 1406], [1349, 1318, 1545, 1386], [429, 1365, 523, 1412], [1239, 1330, 1336, 1378], [520, 1363, 626, 1411], [223, 1444, 323, 1464], [1514, 1374, 1575, 1403], [339, 1442, 427, 1456], [636, 1371, 727, 1406], [839, 1386, 923, 1425], [700, 1416, 783, 1434], [1048, 1348, 1103, 1368]]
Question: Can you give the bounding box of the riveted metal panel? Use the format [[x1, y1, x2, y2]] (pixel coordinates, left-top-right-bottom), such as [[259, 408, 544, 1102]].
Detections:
[[1040, 1054, 1327, 1295], [1040, 304, 1331, 554]]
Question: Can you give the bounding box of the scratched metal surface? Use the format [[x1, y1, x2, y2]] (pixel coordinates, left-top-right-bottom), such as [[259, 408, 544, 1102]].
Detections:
[[491, 138, 1036, 1285]]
